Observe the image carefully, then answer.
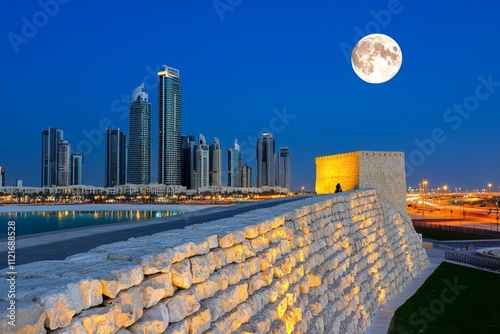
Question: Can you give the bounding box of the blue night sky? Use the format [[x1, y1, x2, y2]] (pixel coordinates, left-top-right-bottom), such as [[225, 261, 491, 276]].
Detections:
[[1, 0, 500, 191]]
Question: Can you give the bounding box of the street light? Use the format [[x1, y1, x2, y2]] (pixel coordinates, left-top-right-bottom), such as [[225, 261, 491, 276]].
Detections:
[[488, 183, 492, 193]]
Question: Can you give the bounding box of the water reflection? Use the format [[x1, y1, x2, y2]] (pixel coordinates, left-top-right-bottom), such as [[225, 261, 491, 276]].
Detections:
[[1, 210, 183, 238]]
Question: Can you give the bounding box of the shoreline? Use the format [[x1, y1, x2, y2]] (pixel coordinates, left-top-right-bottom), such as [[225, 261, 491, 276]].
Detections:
[[0, 203, 224, 214]]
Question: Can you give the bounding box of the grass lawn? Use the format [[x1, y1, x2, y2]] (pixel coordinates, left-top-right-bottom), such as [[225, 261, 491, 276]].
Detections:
[[414, 226, 496, 241], [388, 262, 500, 334]]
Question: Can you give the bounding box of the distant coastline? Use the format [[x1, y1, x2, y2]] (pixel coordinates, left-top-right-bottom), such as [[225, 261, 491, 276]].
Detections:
[[0, 203, 222, 214]]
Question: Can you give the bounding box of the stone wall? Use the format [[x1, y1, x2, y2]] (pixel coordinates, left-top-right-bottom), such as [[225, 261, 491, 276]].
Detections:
[[315, 151, 407, 214], [0, 190, 428, 334]]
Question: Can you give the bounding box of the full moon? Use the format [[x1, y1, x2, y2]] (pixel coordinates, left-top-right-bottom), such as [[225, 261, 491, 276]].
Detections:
[[351, 34, 402, 84]]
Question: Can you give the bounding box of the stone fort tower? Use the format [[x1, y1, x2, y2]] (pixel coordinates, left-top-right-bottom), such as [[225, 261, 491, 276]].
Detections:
[[315, 151, 407, 213]]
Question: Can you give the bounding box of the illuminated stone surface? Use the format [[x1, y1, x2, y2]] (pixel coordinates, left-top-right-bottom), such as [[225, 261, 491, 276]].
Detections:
[[0, 190, 428, 333], [315, 151, 407, 213]]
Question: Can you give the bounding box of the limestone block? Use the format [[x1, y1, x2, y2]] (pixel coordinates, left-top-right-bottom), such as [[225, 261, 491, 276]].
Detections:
[[171, 259, 193, 289], [211, 248, 227, 270], [39, 288, 81, 329], [239, 313, 271, 334], [163, 317, 190, 334], [218, 230, 245, 248], [269, 319, 287, 334], [248, 272, 269, 296], [187, 307, 211, 334], [165, 290, 200, 323], [243, 225, 260, 239], [210, 270, 230, 291], [50, 320, 86, 334], [171, 240, 209, 263], [249, 235, 270, 253], [221, 283, 249, 313], [141, 272, 175, 308], [128, 303, 169, 334], [0, 300, 46, 334], [192, 278, 220, 302], [108, 285, 144, 328], [76, 306, 118, 334], [233, 244, 248, 263], [190, 255, 210, 284], [222, 263, 243, 286], [225, 246, 236, 265], [210, 301, 253, 334], [205, 252, 217, 273], [61, 261, 143, 298], [89, 241, 174, 275], [247, 256, 262, 276], [201, 295, 225, 322], [238, 262, 253, 281], [256, 220, 274, 235]]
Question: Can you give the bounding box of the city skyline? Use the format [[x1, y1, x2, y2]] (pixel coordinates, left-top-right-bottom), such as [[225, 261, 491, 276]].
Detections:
[[2, 1, 500, 191]]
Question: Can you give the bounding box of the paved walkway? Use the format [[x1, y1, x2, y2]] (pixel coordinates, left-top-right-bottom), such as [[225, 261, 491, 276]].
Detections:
[[365, 247, 445, 334]]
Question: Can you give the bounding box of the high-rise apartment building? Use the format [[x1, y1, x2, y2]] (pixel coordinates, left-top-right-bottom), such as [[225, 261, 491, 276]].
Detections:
[[181, 135, 196, 190], [58, 140, 71, 186], [279, 147, 291, 191], [0, 166, 5, 187], [71, 153, 84, 185], [158, 65, 182, 185], [41, 128, 63, 187], [228, 139, 242, 187], [127, 83, 152, 185], [196, 134, 210, 190], [241, 163, 252, 188], [209, 137, 222, 187], [256, 133, 276, 187], [105, 129, 126, 187]]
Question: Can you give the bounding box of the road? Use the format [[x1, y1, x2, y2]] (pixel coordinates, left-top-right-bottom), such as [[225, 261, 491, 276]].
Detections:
[[0, 196, 309, 267]]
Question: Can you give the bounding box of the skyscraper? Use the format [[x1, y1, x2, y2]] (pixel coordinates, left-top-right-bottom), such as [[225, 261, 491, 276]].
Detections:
[[58, 140, 71, 186], [228, 139, 242, 187], [127, 83, 152, 185], [256, 133, 276, 187], [105, 129, 126, 187], [279, 147, 291, 191], [0, 166, 5, 187], [41, 128, 63, 187], [71, 153, 84, 185], [241, 163, 252, 188], [158, 65, 182, 185], [209, 137, 222, 187], [181, 135, 196, 190], [196, 134, 210, 190]]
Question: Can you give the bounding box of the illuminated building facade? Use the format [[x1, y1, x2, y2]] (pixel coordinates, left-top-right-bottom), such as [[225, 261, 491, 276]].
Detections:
[[228, 139, 242, 187], [41, 128, 63, 187], [195, 134, 210, 190], [105, 129, 126, 187], [279, 147, 291, 192], [71, 153, 84, 185], [158, 65, 182, 185], [209, 137, 222, 187], [127, 83, 152, 185], [256, 133, 276, 187]]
